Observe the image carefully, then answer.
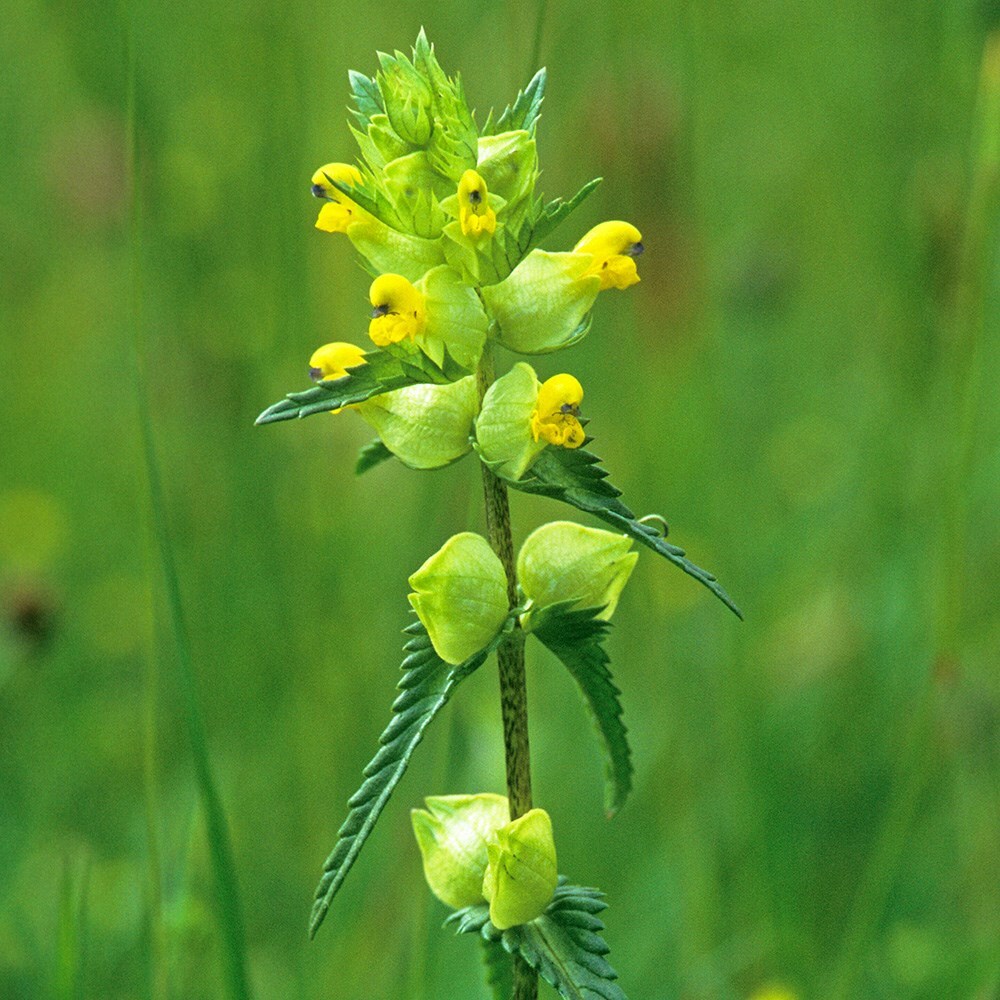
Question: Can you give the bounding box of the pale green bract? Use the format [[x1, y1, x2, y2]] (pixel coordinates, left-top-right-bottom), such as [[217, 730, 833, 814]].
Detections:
[[356, 376, 479, 470], [518, 521, 638, 626], [408, 533, 510, 664]]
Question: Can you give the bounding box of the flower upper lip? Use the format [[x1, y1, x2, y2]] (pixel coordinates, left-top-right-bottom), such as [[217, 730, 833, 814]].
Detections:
[[371, 304, 390, 317], [625, 241, 644, 257]]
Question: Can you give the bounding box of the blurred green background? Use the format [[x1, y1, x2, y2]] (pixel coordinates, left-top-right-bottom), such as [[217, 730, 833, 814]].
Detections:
[[2, 0, 998, 997]]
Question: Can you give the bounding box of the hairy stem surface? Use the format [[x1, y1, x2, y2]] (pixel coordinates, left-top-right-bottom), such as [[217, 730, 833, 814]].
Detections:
[[477, 347, 537, 1000]]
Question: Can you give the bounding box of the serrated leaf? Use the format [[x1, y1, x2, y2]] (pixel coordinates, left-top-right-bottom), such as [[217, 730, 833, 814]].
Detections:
[[497, 443, 743, 619], [255, 351, 414, 425], [355, 438, 394, 475], [530, 603, 631, 817], [309, 618, 509, 938], [481, 937, 514, 1000], [530, 177, 603, 249], [448, 880, 627, 1000], [491, 68, 547, 135]]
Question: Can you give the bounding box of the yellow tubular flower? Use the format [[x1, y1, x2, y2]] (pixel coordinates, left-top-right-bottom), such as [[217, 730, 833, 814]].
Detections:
[[311, 162, 364, 233], [573, 220, 644, 290], [308, 341, 367, 414], [530, 374, 585, 449], [457, 169, 496, 237], [368, 273, 428, 346]]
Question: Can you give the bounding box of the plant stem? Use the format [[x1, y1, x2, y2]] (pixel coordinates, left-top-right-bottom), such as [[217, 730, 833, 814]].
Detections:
[[476, 347, 537, 1000]]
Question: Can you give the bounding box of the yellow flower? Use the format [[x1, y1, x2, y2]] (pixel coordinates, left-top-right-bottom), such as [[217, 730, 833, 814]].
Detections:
[[530, 374, 585, 448], [311, 162, 364, 233], [308, 341, 367, 382], [457, 169, 496, 237], [307, 341, 367, 413], [573, 220, 644, 290], [368, 274, 427, 346], [482, 808, 558, 930]]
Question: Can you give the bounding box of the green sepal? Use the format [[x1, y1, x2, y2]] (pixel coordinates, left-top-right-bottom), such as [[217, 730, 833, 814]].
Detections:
[[309, 616, 512, 938], [355, 439, 394, 475], [473, 362, 547, 481], [481, 250, 600, 354], [529, 602, 632, 817], [447, 879, 627, 1000], [416, 265, 490, 371], [255, 351, 422, 425], [482, 68, 546, 136], [356, 377, 479, 471], [347, 69, 385, 130], [488, 442, 744, 618], [481, 937, 514, 1000]]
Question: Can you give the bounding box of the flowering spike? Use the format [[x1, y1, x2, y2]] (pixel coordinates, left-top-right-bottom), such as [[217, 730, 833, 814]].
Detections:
[[574, 220, 643, 290], [531, 374, 586, 448], [368, 274, 427, 346]]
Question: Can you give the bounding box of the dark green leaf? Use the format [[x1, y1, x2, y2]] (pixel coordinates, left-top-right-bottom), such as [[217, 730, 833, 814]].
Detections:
[[499, 443, 743, 619], [481, 937, 514, 1000], [448, 880, 627, 1000], [255, 352, 420, 426], [530, 604, 631, 817], [309, 618, 509, 938], [355, 439, 394, 475]]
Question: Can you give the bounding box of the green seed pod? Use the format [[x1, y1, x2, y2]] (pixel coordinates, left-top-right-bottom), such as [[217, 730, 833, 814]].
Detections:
[[481, 250, 601, 354], [355, 376, 478, 470], [474, 362, 547, 480], [416, 266, 490, 371], [518, 521, 638, 626], [410, 793, 511, 909], [482, 808, 558, 930], [408, 532, 509, 664]]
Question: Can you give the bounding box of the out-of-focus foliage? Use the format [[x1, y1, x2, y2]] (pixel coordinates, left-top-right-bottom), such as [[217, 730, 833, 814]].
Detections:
[[0, 1, 997, 998]]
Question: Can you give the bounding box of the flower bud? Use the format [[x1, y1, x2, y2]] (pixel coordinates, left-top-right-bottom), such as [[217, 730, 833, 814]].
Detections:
[[410, 794, 511, 909], [408, 533, 509, 664], [355, 377, 478, 470], [476, 130, 538, 228], [518, 521, 638, 623], [377, 50, 434, 146], [482, 809, 558, 930], [481, 250, 600, 354], [474, 363, 548, 480]]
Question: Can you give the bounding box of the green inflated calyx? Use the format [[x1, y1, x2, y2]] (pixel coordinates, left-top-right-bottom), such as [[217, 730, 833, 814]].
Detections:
[[482, 808, 558, 930], [411, 794, 511, 909], [408, 533, 510, 664], [518, 521, 638, 627], [474, 362, 547, 480], [481, 250, 601, 354], [355, 376, 478, 470]]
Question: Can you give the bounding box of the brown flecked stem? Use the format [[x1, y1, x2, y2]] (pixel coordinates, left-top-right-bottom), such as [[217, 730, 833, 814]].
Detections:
[[476, 345, 537, 1000]]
